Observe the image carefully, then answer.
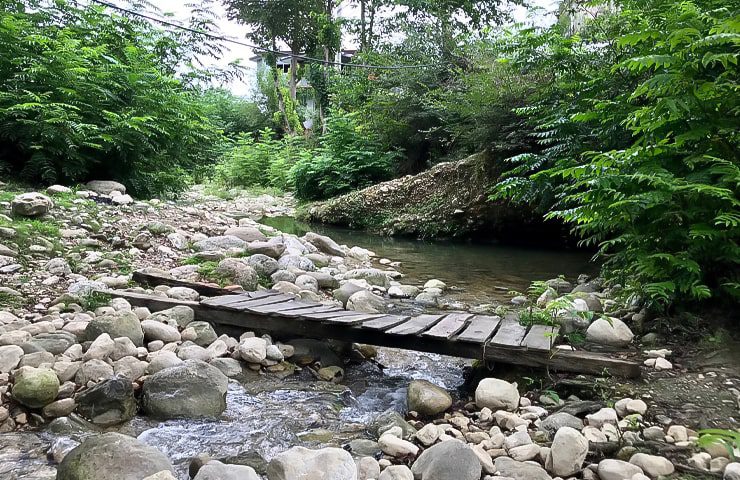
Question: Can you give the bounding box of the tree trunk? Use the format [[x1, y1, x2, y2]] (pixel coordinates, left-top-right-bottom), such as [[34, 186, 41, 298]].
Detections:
[[360, 0, 366, 50], [271, 39, 293, 135], [367, 1, 376, 49], [289, 48, 298, 101]]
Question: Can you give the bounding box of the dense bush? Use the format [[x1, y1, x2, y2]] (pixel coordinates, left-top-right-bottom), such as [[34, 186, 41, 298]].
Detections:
[[0, 0, 228, 197], [291, 111, 398, 200], [215, 128, 308, 191], [495, 0, 739, 308], [214, 111, 396, 200]]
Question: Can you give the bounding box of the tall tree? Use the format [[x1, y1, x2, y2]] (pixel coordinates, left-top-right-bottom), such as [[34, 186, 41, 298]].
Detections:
[[224, 0, 324, 102]]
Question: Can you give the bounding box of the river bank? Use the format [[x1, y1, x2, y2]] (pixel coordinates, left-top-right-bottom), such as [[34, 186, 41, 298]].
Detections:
[[0, 183, 737, 480]]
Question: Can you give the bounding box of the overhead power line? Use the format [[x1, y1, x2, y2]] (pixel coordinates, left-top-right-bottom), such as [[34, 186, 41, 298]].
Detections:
[[83, 0, 446, 70]]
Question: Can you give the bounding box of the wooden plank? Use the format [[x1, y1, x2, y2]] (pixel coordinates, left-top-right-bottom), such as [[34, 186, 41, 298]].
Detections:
[[132, 270, 243, 297], [201, 294, 254, 308], [103, 290, 200, 310], [225, 295, 297, 310], [489, 317, 527, 347], [361, 315, 410, 331], [521, 324, 560, 351], [270, 305, 344, 317], [482, 345, 641, 378], [302, 311, 369, 320], [456, 315, 501, 343], [423, 313, 472, 339], [240, 300, 305, 314], [320, 314, 385, 325], [386, 314, 444, 336]]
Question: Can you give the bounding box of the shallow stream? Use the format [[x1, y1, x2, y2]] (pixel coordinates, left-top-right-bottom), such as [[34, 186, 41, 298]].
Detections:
[[3, 216, 595, 479], [260, 215, 594, 304]]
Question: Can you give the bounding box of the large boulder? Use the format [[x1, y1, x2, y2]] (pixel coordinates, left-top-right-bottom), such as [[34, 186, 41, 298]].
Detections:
[[194, 460, 261, 480], [57, 433, 173, 480], [246, 254, 280, 277], [277, 254, 316, 272], [333, 283, 367, 307], [546, 427, 588, 476], [343, 269, 390, 288], [12, 367, 60, 408], [410, 440, 481, 480], [0, 345, 24, 373], [29, 331, 78, 354], [372, 410, 417, 439], [493, 457, 553, 480], [141, 360, 228, 419], [266, 446, 357, 480], [141, 320, 181, 343], [586, 317, 634, 347], [406, 380, 452, 416], [629, 453, 675, 478], [539, 412, 584, 437], [597, 459, 644, 480], [85, 311, 144, 347], [86, 180, 127, 195], [347, 290, 386, 314], [187, 321, 218, 347], [193, 235, 247, 252], [214, 258, 259, 290], [11, 192, 53, 217], [475, 377, 520, 411], [304, 232, 345, 257], [247, 241, 285, 258], [75, 377, 136, 426], [224, 226, 267, 243]]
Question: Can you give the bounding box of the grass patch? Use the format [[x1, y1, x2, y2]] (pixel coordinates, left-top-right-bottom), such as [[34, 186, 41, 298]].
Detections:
[[80, 291, 112, 310], [196, 261, 230, 287], [0, 216, 62, 256], [0, 292, 26, 309]]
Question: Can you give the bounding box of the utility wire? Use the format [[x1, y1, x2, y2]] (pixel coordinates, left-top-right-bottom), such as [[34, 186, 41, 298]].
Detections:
[[83, 0, 446, 70]]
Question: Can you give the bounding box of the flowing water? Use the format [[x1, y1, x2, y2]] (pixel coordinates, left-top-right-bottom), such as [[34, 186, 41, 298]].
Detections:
[[3, 216, 595, 479], [260, 216, 594, 304]]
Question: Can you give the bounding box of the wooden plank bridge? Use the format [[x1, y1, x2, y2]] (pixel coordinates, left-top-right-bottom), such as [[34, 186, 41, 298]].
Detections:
[[106, 272, 642, 378]]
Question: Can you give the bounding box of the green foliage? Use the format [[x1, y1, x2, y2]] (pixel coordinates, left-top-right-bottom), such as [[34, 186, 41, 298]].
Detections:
[[79, 291, 112, 311], [215, 111, 396, 200], [495, 0, 740, 309], [215, 128, 308, 190], [291, 111, 397, 200], [697, 429, 740, 459], [202, 89, 272, 138], [0, 0, 230, 198]]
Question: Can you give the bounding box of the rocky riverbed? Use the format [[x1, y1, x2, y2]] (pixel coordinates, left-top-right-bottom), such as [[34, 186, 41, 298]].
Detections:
[[0, 181, 738, 480]]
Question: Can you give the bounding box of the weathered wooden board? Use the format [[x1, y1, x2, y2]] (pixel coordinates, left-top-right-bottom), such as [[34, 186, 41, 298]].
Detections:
[[456, 315, 501, 343], [271, 304, 345, 317], [302, 311, 369, 320], [132, 270, 242, 297], [490, 318, 528, 347], [361, 315, 410, 331], [241, 300, 309, 314], [321, 314, 385, 325], [222, 295, 297, 310], [521, 324, 560, 351], [423, 313, 472, 339], [386, 315, 444, 336], [202, 294, 255, 308]]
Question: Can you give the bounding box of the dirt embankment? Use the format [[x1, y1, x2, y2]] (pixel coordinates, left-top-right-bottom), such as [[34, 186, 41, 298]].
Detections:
[[303, 152, 565, 242]]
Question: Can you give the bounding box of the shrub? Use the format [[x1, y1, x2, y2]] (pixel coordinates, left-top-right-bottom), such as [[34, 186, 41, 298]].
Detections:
[[291, 111, 397, 200], [0, 0, 226, 198], [495, 0, 740, 309], [215, 128, 308, 191]]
